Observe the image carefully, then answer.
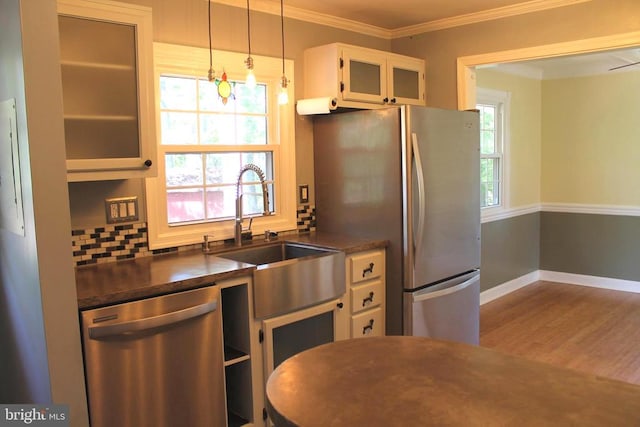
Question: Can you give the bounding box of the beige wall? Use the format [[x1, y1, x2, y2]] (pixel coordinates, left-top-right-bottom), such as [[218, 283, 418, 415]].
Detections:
[[476, 69, 542, 208], [475, 68, 640, 208], [391, 0, 640, 109], [542, 70, 640, 205], [69, 0, 391, 227]]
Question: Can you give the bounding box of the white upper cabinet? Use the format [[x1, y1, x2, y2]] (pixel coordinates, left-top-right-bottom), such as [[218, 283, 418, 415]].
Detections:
[[303, 43, 425, 109], [57, 0, 157, 181]]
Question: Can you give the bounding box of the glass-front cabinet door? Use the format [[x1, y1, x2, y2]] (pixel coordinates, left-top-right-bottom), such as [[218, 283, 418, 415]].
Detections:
[[341, 47, 388, 104], [57, 0, 156, 181], [388, 56, 425, 106]]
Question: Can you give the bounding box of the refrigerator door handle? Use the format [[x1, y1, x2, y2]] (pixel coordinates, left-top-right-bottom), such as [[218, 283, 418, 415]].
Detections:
[[412, 273, 480, 303], [411, 132, 426, 255], [88, 300, 218, 339]]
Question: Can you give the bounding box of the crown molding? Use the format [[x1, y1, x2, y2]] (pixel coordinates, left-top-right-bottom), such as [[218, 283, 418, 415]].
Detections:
[[213, 0, 592, 40], [391, 0, 592, 38], [211, 0, 392, 39]]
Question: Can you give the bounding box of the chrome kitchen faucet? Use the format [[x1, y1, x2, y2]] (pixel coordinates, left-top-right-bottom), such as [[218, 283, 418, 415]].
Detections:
[[235, 164, 270, 246]]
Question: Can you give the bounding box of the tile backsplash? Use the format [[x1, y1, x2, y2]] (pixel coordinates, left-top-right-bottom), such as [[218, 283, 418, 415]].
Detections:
[[72, 205, 316, 267]]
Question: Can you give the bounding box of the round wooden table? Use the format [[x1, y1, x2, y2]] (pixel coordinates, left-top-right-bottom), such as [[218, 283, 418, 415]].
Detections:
[[266, 336, 640, 426]]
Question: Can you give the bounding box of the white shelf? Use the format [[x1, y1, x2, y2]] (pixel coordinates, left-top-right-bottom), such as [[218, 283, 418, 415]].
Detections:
[[60, 60, 134, 71], [64, 114, 137, 121]]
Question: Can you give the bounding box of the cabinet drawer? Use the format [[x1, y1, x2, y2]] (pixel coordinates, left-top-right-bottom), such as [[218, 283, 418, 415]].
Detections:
[[350, 251, 383, 284], [351, 308, 383, 338], [350, 280, 383, 314]]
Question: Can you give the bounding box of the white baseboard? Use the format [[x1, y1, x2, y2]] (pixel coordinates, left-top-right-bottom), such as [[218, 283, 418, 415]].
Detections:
[[480, 271, 540, 305], [480, 270, 640, 304], [539, 270, 640, 294]]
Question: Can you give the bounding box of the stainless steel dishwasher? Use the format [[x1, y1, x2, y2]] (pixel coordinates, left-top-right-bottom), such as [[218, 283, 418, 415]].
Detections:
[[80, 286, 226, 427]]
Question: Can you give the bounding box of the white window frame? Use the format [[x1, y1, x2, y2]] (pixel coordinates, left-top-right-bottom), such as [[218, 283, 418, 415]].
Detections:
[[477, 87, 510, 220], [145, 42, 297, 249]]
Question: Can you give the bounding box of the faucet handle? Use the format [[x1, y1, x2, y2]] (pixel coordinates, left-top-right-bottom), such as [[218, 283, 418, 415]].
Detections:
[[202, 234, 215, 253]]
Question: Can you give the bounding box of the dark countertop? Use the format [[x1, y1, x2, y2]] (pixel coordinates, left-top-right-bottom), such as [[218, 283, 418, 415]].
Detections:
[[266, 336, 640, 427], [75, 232, 387, 310]]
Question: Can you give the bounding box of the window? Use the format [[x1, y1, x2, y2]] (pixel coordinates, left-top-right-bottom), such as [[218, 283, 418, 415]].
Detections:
[[146, 43, 296, 249], [476, 88, 510, 213]]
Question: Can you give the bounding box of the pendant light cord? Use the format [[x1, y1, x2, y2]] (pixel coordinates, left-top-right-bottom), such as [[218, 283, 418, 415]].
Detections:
[[280, 0, 285, 75], [208, 0, 214, 80], [246, 0, 251, 57]]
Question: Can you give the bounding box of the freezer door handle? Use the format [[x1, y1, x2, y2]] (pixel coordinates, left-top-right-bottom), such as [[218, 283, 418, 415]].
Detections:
[[411, 132, 426, 255], [88, 300, 218, 339], [412, 274, 479, 303]]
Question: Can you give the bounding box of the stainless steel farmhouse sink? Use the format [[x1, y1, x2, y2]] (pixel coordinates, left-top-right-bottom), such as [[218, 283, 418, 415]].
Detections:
[[219, 241, 330, 265], [218, 242, 345, 319]]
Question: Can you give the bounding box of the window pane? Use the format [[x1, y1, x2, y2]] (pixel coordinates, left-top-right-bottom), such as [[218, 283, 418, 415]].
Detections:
[[161, 112, 198, 145], [160, 76, 197, 110], [205, 153, 274, 185], [205, 153, 243, 185], [199, 79, 235, 112], [165, 153, 203, 187], [480, 130, 495, 154], [236, 83, 267, 114], [167, 188, 204, 223], [200, 114, 236, 145], [240, 152, 272, 180], [480, 158, 500, 208], [200, 114, 267, 145], [480, 105, 495, 130], [240, 182, 272, 216], [205, 186, 234, 219], [239, 116, 267, 145]]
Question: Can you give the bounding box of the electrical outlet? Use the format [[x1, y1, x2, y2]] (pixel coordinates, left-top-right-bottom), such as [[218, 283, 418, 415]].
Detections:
[[105, 197, 139, 224]]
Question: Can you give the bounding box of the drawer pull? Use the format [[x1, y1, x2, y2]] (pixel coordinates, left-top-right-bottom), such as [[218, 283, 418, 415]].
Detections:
[[362, 262, 374, 278], [362, 291, 375, 307], [362, 319, 374, 335]]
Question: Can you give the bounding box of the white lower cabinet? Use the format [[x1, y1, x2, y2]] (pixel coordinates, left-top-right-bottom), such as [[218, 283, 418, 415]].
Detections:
[[347, 249, 386, 338], [351, 306, 384, 338]]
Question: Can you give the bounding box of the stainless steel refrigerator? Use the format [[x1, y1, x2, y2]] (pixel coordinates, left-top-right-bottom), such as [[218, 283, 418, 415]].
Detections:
[[313, 106, 481, 343]]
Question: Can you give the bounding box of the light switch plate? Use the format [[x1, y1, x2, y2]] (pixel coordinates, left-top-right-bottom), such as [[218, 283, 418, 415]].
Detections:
[[105, 196, 139, 224], [299, 185, 309, 204]]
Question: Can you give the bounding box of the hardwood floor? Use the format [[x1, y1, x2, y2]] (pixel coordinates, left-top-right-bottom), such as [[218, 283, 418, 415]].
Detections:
[[480, 281, 640, 385]]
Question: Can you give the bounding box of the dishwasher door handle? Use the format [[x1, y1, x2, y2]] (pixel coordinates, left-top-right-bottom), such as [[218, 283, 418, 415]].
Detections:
[[88, 300, 218, 339]]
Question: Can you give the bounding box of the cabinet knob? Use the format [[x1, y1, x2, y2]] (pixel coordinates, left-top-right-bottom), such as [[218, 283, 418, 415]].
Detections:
[[383, 97, 389, 103], [337, 302, 344, 309], [390, 98, 397, 104], [144, 159, 153, 167]]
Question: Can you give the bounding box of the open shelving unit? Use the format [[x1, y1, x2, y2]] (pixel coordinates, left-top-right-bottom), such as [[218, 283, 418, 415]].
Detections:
[[221, 282, 254, 427]]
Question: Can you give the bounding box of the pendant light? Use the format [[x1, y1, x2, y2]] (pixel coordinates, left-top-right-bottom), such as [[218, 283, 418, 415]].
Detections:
[[277, 0, 289, 105], [207, 0, 215, 82], [244, 0, 256, 88]]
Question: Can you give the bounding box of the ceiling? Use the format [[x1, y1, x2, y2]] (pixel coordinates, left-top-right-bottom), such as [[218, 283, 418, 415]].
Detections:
[[217, 0, 640, 77], [489, 48, 640, 79]]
